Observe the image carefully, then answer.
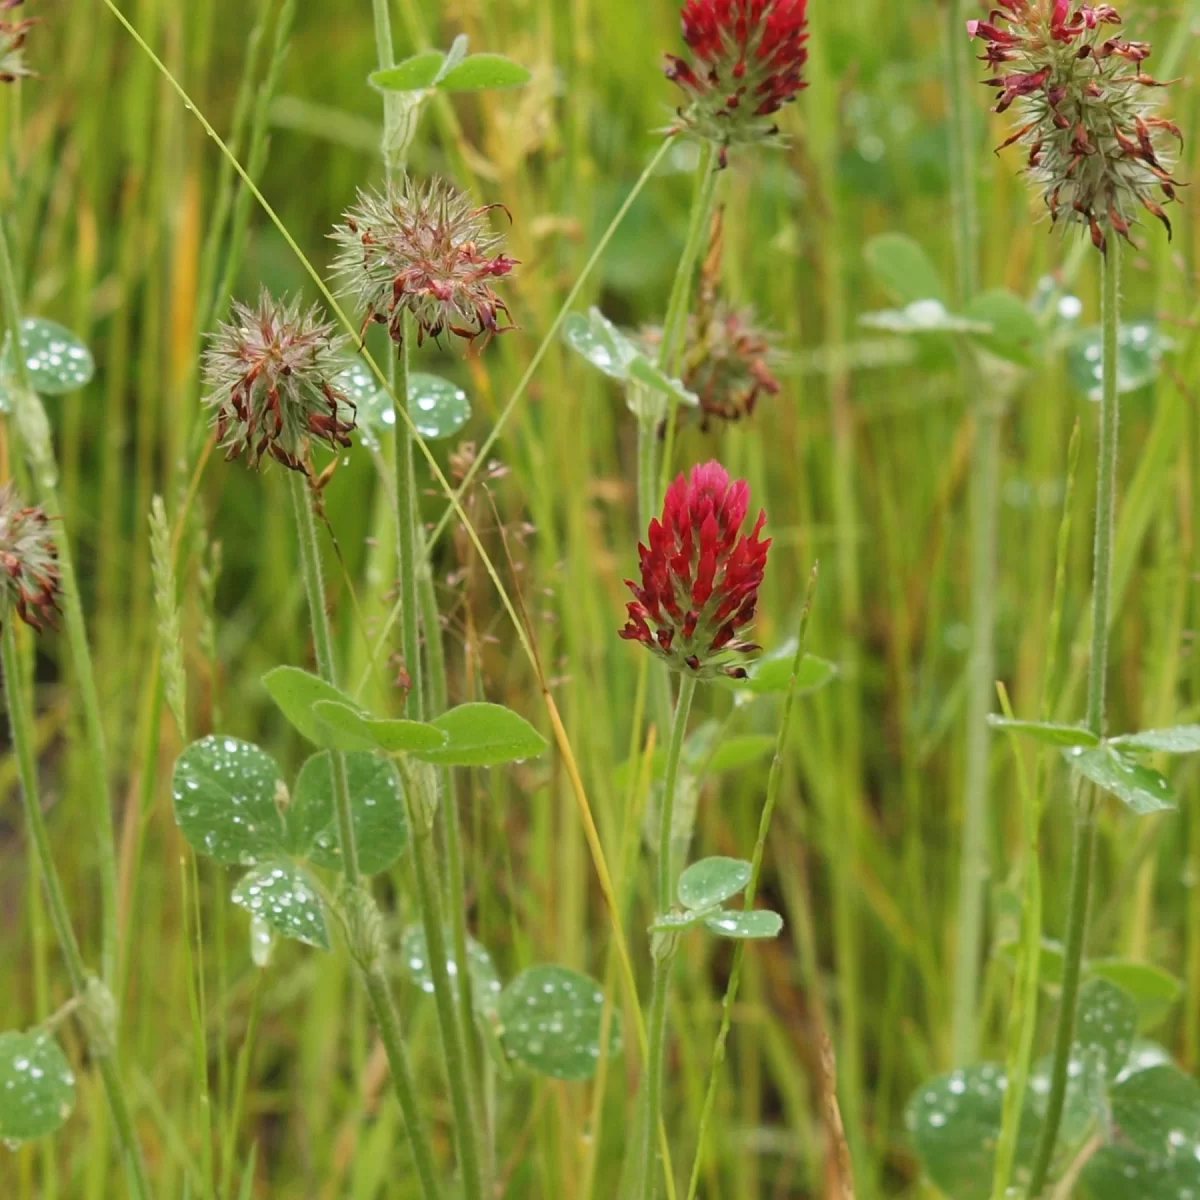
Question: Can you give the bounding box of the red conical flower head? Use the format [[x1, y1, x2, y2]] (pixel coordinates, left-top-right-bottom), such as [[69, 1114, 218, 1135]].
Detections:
[[665, 0, 809, 162], [621, 461, 770, 679]]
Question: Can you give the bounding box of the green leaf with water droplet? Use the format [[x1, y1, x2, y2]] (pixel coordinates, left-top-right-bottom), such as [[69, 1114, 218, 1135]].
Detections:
[[171, 736, 286, 865], [414, 702, 548, 766], [1067, 320, 1173, 401], [399, 924, 503, 1013], [263, 666, 369, 749], [906, 1066, 1039, 1200], [369, 51, 445, 92], [678, 857, 752, 911], [0, 1030, 75, 1141], [648, 910, 702, 933], [311, 700, 447, 755], [287, 751, 408, 875], [1110, 1064, 1200, 1160], [345, 363, 473, 447], [1, 318, 95, 397], [232, 859, 329, 951], [1090, 960, 1183, 1029], [965, 289, 1042, 367], [1082, 1145, 1200, 1200], [863, 233, 946, 306], [986, 716, 1100, 747], [435, 52, 531, 91], [562, 310, 634, 380], [498, 965, 620, 1081], [1110, 725, 1200, 755], [859, 301, 991, 337], [1074, 978, 1138, 1082], [1063, 745, 1176, 815], [406, 373, 472, 439], [249, 915, 275, 968], [702, 909, 783, 940]]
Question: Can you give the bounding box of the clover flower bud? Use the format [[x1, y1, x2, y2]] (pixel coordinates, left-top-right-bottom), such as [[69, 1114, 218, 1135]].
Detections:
[[0, 483, 61, 633]]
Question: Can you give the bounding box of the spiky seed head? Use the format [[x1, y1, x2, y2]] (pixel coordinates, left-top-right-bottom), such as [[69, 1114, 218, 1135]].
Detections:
[[665, 0, 809, 163], [969, 0, 1182, 252], [621, 460, 771, 680], [0, 484, 61, 633], [202, 290, 353, 476], [331, 177, 518, 349], [0, 0, 35, 83]]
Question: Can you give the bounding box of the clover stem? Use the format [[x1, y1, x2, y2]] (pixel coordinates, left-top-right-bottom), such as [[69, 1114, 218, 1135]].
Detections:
[[1027, 238, 1120, 1197], [640, 672, 697, 1198]]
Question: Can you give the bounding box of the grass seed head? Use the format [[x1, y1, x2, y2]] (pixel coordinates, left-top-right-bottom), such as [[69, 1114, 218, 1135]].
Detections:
[[202, 290, 353, 476], [969, 0, 1183, 251], [665, 0, 809, 163], [331, 177, 518, 349], [0, 484, 61, 634], [621, 460, 771, 679]]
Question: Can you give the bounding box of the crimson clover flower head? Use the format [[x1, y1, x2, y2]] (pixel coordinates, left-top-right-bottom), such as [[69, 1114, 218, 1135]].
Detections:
[[621, 461, 770, 679], [331, 177, 518, 348], [0, 484, 61, 633], [665, 0, 809, 163], [1, 0, 35, 83], [969, 0, 1182, 252], [202, 290, 354, 476]]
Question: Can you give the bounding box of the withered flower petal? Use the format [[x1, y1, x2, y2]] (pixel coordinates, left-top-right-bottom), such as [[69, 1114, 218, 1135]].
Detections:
[[969, 0, 1182, 250], [202, 290, 353, 475], [0, 484, 61, 634], [331, 177, 517, 349]]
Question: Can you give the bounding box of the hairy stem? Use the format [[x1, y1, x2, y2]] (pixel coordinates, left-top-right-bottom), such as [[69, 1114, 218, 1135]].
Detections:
[[2, 624, 150, 1198], [402, 760, 486, 1200], [640, 673, 697, 1198], [288, 473, 443, 1198], [1027, 239, 1121, 1197], [0, 219, 119, 987]]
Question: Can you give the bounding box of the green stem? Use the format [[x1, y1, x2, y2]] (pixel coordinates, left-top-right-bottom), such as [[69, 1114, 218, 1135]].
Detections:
[[395, 319, 423, 718], [640, 673, 697, 1199], [401, 760, 485, 1200], [0, 219, 119, 986], [945, 0, 991, 1066], [361, 966, 446, 1200], [686, 571, 818, 1198], [288, 472, 442, 1197], [2, 625, 151, 1198], [1027, 239, 1121, 1197], [419, 567, 483, 1085], [655, 147, 720, 506], [289, 473, 361, 884], [950, 391, 1000, 1064]]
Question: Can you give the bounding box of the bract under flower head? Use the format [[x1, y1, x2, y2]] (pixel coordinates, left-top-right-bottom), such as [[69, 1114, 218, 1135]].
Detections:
[[331, 177, 518, 348], [0, 484, 61, 633], [202, 290, 353, 475], [621, 461, 770, 679], [665, 0, 809, 162], [969, 0, 1182, 251]]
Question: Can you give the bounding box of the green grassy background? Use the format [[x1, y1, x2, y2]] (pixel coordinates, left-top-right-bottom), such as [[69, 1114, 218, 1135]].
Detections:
[[1, 0, 1198, 1195]]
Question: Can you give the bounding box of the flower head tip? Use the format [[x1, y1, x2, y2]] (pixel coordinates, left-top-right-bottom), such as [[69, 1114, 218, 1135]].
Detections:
[[665, 0, 809, 162]]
